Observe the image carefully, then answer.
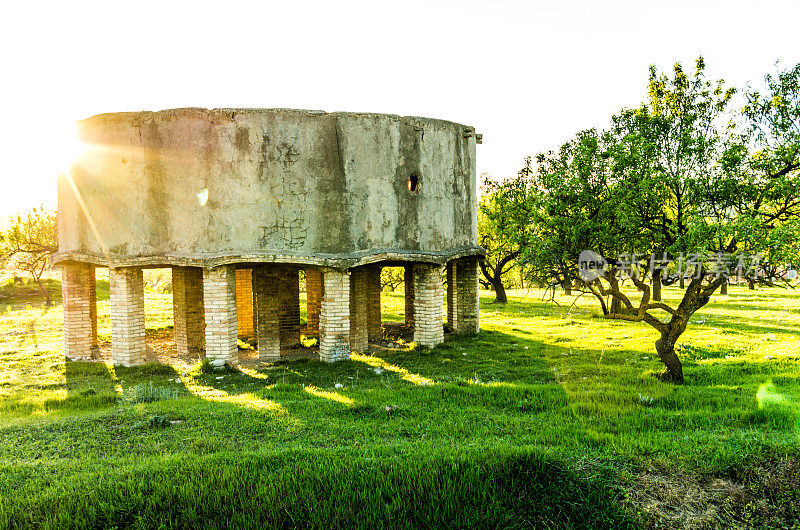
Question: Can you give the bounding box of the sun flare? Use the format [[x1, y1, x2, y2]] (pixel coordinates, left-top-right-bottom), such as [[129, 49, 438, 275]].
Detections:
[[47, 120, 84, 175]]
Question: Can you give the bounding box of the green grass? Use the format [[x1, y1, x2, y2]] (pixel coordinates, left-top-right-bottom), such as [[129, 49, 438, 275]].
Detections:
[[0, 283, 799, 528]]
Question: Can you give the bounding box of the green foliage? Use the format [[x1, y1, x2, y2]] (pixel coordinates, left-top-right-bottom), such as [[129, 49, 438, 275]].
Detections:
[[487, 59, 800, 380], [0, 207, 58, 304], [0, 275, 61, 303], [131, 414, 173, 430], [380, 266, 405, 292], [479, 175, 528, 300]]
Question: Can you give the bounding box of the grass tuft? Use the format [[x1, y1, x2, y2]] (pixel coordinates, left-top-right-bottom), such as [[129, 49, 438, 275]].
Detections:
[[120, 382, 179, 405]]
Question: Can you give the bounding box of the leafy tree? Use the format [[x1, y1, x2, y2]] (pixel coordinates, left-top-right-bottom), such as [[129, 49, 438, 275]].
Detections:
[[737, 61, 800, 284], [380, 267, 405, 292], [504, 59, 800, 383], [0, 207, 59, 304], [519, 129, 623, 301], [479, 172, 530, 303]]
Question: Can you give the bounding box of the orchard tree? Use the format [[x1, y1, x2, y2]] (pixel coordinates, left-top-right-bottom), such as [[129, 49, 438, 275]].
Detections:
[[610, 58, 735, 299], [737, 61, 800, 277], [479, 171, 530, 303], [0, 207, 59, 304], [506, 59, 800, 383], [380, 267, 405, 292], [517, 129, 624, 305]]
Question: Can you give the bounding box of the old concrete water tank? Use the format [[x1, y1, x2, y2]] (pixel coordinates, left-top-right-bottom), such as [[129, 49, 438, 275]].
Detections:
[[54, 108, 481, 267], [53, 108, 483, 366]]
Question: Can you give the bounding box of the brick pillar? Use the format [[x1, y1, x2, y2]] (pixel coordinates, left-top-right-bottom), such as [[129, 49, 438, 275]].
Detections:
[[235, 268, 255, 341], [349, 267, 369, 352], [253, 266, 280, 362], [404, 265, 415, 327], [446, 261, 457, 331], [279, 267, 301, 348], [319, 268, 350, 362], [203, 265, 237, 368], [305, 268, 322, 336], [109, 267, 146, 366], [455, 257, 480, 335], [88, 270, 98, 348], [62, 262, 97, 359], [172, 266, 205, 356], [366, 265, 382, 342], [413, 263, 444, 347]]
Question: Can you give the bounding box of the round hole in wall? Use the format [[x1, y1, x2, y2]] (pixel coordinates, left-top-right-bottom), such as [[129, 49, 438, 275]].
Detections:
[[408, 173, 420, 193]]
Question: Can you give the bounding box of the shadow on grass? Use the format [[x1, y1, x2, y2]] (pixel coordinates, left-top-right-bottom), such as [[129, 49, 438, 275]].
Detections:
[[1, 447, 637, 530], [5, 289, 798, 528], [52, 358, 188, 413], [0, 328, 643, 528]]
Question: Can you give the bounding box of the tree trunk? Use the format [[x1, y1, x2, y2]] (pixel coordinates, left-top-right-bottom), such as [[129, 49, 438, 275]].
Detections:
[[748, 279, 755, 290], [35, 274, 51, 306], [563, 280, 572, 296], [679, 276, 685, 289], [610, 295, 622, 315], [720, 280, 728, 295], [650, 276, 723, 384], [491, 278, 508, 303], [655, 333, 684, 384], [652, 274, 662, 301]]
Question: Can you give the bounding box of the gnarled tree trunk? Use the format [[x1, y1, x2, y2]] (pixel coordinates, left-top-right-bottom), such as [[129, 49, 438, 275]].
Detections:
[[490, 277, 508, 304], [652, 274, 662, 301], [597, 269, 726, 385], [655, 327, 686, 384], [478, 252, 518, 304]]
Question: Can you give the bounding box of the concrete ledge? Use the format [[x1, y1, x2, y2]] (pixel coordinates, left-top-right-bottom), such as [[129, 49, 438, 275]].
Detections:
[[50, 245, 486, 270]]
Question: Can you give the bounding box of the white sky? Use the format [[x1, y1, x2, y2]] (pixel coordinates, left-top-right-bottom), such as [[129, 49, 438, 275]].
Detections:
[[1, 0, 798, 220]]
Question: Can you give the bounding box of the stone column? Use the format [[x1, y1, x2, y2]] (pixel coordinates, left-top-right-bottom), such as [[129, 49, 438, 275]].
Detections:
[[305, 268, 322, 336], [349, 267, 369, 352], [172, 266, 205, 356], [319, 268, 350, 362], [454, 257, 480, 335], [413, 263, 444, 347], [235, 268, 255, 341], [253, 266, 280, 362], [366, 265, 382, 342], [279, 267, 301, 348], [403, 265, 415, 327], [61, 262, 97, 359], [203, 265, 237, 368], [109, 267, 146, 366]]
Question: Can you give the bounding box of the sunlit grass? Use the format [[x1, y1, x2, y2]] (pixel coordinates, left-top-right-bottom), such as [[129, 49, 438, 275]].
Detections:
[[0, 282, 799, 527]]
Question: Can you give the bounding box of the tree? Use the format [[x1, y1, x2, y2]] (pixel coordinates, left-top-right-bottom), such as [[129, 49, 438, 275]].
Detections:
[[479, 171, 530, 303], [503, 59, 800, 383], [0, 207, 59, 305], [738, 61, 800, 279], [518, 129, 623, 305], [380, 267, 405, 292]]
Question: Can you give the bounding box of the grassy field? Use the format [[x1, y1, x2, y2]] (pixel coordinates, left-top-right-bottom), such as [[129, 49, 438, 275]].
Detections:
[[0, 278, 799, 528]]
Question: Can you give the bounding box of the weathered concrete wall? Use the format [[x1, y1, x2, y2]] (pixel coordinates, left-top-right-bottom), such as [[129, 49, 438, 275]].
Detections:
[[53, 108, 482, 269]]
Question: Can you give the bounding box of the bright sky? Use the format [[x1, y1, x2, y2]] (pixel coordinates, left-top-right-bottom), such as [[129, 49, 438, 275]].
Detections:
[[2, 0, 798, 221]]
